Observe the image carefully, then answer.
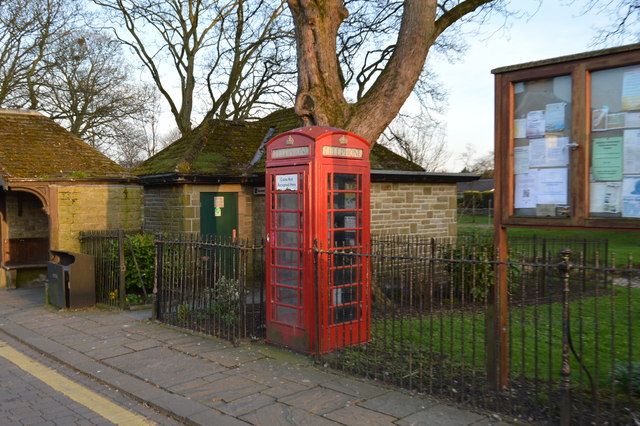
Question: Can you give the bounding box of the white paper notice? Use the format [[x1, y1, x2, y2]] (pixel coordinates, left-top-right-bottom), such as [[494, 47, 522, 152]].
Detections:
[[590, 182, 622, 214], [622, 68, 640, 111], [622, 175, 640, 218], [624, 129, 640, 174], [545, 102, 566, 132], [626, 112, 640, 128], [514, 119, 527, 139], [514, 146, 530, 174], [275, 174, 298, 191], [515, 171, 537, 208], [526, 110, 545, 138], [592, 108, 608, 131], [529, 137, 569, 168], [537, 168, 568, 205]]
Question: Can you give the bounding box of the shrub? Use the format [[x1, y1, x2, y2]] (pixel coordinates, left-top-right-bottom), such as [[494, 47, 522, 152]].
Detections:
[[481, 190, 494, 208], [124, 234, 155, 296], [462, 191, 482, 209], [440, 240, 495, 302], [207, 276, 240, 327], [614, 362, 640, 396]]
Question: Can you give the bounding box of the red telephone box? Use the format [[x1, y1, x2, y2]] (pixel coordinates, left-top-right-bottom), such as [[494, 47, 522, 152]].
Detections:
[[265, 127, 371, 354]]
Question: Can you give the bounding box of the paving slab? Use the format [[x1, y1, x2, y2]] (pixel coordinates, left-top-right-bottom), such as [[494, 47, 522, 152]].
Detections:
[[357, 390, 436, 418], [240, 402, 339, 426], [171, 339, 232, 356], [188, 409, 251, 426], [396, 404, 486, 426], [212, 392, 276, 417], [279, 386, 357, 415], [188, 375, 268, 404], [259, 380, 312, 399], [320, 375, 388, 399], [201, 347, 265, 367], [324, 405, 397, 425], [123, 338, 162, 351], [0, 288, 504, 426]]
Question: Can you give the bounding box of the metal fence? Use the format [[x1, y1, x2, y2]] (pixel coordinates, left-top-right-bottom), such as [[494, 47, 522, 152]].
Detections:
[[154, 234, 265, 342], [82, 231, 638, 423], [80, 230, 127, 307], [316, 238, 639, 425], [80, 230, 153, 308]]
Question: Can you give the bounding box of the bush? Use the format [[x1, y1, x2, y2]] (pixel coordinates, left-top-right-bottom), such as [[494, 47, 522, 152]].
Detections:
[[462, 191, 482, 209], [481, 190, 494, 208], [124, 234, 155, 296], [207, 276, 240, 327], [440, 240, 495, 302], [614, 362, 640, 396]]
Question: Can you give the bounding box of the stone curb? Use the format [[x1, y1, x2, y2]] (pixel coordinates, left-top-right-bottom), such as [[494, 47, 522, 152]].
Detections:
[[0, 320, 248, 425]]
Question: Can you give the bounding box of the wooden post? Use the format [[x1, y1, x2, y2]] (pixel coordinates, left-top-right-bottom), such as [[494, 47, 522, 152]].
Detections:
[[118, 230, 126, 309], [487, 225, 510, 390], [487, 72, 509, 391]]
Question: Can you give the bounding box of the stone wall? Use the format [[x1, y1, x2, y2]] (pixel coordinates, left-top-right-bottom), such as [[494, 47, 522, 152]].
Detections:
[[370, 182, 457, 238], [54, 184, 143, 251], [252, 193, 266, 239], [244, 182, 458, 240], [143, 186, 186, 233], [141, 181, 458, 240], [144, 184, 254, 238], [5, 192, 48, 239]]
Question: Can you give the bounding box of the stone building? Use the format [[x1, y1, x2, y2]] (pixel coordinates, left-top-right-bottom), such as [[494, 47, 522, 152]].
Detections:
[[136, 109, 478, 240], [0, 110, 142, 288]]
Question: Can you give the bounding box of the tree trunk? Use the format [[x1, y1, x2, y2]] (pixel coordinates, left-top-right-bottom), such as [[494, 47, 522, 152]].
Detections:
[[288, 0, 351, 128], [288, 0, 493, 143]]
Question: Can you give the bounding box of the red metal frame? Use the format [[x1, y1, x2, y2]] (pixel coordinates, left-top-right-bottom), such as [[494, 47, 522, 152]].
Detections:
[[265, 127, 371, 354]]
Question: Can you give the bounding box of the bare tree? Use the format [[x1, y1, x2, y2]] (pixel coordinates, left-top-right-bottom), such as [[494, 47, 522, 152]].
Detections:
[[38, 31, 150, 154], [287, 0, 511, 143], [380, 113, 449, 171], [459, 143, 493, 177], [581, 0, 640, 44], [202, 0, 296, 121], [93, 0, 295, 134], [0, 0, 79, 108]]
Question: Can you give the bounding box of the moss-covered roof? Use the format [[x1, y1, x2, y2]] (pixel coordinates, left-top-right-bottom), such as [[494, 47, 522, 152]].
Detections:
[[0, 109, 133, 181], [135, 108, 423, 177]]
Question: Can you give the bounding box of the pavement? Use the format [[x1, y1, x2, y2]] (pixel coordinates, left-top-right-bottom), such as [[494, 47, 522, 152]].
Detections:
[[0, 287, 508, 425]]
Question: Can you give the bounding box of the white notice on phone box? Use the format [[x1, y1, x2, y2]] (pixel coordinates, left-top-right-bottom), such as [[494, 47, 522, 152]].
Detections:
[[276, 174, 298, 191]]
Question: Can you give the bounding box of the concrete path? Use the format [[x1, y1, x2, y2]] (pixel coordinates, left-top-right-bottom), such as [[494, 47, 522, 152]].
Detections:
[[0, 288, 508, 425]]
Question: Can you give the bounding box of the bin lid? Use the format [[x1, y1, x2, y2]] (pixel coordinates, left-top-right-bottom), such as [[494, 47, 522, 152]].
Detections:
[[49, 250, 76, 266]]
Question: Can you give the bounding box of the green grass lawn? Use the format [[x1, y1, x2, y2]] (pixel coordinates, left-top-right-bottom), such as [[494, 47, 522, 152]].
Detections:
[[358, 287, 640, 391], [457, 214, 640, 267]]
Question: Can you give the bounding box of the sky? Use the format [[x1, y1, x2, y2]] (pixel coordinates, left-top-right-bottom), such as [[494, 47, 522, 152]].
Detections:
[[430, 1, 622, 171]]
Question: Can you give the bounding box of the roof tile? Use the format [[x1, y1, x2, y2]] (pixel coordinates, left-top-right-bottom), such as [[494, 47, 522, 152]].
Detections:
[[136, 109, 423, 177], [0, 109, 133, 181]]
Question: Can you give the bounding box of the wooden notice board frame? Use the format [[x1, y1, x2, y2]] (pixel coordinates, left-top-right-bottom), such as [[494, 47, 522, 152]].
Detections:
[[489, 43, 640, 389], [494, 43, 640, 231]]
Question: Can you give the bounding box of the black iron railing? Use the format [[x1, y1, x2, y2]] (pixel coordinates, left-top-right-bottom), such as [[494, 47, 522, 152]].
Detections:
[[82, 230, 638, 423], [153, 234, 265, 342], [315, 239, 639, 424]]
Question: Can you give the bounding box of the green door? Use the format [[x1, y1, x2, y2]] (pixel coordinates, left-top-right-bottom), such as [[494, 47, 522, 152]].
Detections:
[[200, 192, 239, 238]]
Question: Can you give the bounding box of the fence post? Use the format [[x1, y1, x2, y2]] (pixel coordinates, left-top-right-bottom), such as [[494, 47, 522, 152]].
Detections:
[[153, 233, 162, 320], [487, 225, 509, 391], [118, 230, 126, 309], [558, 248, 572, 426]]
